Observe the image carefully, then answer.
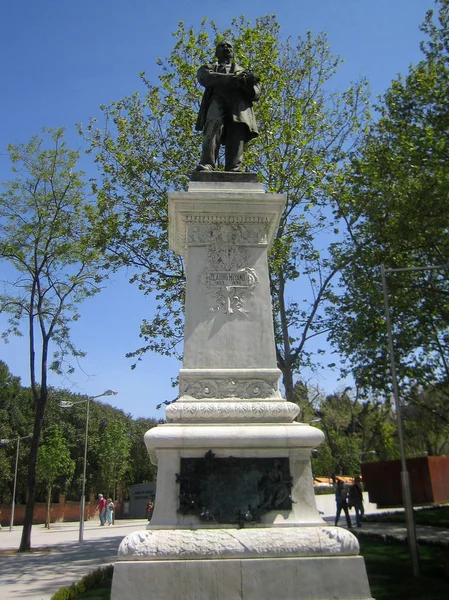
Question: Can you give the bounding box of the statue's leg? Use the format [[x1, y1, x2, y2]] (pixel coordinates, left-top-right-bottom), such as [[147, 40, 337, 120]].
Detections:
[[224, 123, 246, 172], [197, 100, 225, 171]]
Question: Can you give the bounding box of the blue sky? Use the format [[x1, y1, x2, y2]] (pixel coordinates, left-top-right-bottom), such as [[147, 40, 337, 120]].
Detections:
[[0, 0, 437, 418]]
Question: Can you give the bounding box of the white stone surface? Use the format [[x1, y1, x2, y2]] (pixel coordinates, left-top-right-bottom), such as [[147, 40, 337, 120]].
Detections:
[[182, 226, 277, 371], [168, 186, 286, 399], [168, 190, 285, 256], [166, 400, 300, 422], [178, 367, 283, 401], [187, 180, 265, 193], [144, 433, 325, 528], [111, 556, 374, 600], [145, 423, 324, 457], [113, 180, 373, 599], [117, 526, 359, 560]]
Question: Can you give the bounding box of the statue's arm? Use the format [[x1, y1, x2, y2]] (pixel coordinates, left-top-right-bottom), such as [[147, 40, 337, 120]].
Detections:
[[197, 64, 261, 101], [232, 69, 261, 101], [197, 65, 235, 89], [250, 81, 261, 102]]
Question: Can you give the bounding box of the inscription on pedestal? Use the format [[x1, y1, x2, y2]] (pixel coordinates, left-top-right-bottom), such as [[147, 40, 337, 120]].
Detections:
[[207, 271, 251, 287], [176, 451, 292, 525], [200, 267, 258, 316]]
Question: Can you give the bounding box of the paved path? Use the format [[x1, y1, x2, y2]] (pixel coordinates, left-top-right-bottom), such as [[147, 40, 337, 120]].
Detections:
[[0, 519, 146, 600], [1, 518, 448, 599]]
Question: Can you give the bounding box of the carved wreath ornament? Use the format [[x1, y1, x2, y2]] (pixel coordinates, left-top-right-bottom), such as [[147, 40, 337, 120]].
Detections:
[[197, 225, 260, 316], [200, 267, 258, 316]]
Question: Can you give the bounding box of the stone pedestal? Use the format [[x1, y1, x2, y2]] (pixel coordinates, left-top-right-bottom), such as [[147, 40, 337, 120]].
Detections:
[[111, 176, 373, 600]]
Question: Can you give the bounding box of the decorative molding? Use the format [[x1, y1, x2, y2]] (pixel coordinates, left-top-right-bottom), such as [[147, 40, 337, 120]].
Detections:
[[118, 526, 360, 561], [168, 191, 287, 255], [179, 377, 279, 400], [186, 218, 269, 246], [166, 401, 299, 423]]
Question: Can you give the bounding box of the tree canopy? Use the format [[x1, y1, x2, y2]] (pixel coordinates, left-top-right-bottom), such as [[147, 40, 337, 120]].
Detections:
[[328, 1, 449, 403], [0, 129, 108, 550], [0, 361, 158, 511], [82, 15, 371, 401]]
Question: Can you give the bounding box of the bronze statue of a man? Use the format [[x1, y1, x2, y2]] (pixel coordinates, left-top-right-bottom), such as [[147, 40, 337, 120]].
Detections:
[[195, 39, 260, 172]]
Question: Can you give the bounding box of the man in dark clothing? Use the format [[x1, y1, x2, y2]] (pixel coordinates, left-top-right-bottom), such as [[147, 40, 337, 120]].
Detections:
[[195, 39, 260, 172], [334, 480, 352, 528], [348, 476, 364, 527]]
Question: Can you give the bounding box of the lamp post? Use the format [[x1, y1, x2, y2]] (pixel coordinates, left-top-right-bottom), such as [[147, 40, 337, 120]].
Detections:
[[60, 389, 117, 542], [0, 433, 32, 531], [380, 264, 420, 576]]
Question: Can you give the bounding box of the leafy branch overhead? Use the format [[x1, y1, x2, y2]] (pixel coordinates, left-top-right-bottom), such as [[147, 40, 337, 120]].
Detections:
[[0, 128, 109, 551], [327, 0, 449, 399], [81, 15, 371, 399]]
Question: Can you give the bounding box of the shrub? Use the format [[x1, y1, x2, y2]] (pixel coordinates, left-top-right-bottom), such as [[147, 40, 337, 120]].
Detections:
[[51, 565, 113, 600]]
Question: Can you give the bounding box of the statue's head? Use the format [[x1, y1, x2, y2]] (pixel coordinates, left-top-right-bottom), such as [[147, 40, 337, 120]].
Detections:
[[215, 39, 234, 62]]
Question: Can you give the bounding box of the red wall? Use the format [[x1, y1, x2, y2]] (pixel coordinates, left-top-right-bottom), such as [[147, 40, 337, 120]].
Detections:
[[0, 497, 124, 526], [361, 456, 449, 507]]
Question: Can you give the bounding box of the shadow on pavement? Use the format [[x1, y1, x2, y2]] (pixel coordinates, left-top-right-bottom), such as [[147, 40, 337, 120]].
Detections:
[[0, 536, 121, 599]]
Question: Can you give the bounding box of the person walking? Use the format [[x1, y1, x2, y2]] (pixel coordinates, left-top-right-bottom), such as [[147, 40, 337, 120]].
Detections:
[[348, 476, 364, 527], [146, 499, 154, 522], [334, 480, 352, 528], [106, 499, 114, 526], [97, 494, 107, 526]]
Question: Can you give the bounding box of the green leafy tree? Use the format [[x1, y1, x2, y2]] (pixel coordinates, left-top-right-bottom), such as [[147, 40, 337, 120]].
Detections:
[[297, 386, 396, 476], [328, 1, 449, 411], [36, 425, 75, 528], [402, 383, 449, 457], [0, 129, 107, 550], [121, 417, 158, 496], [0, 362, 33, 503], [43, 389, 91, 502], [0, 364, 157, 508], [82, 16, 370, 402], [94, 418, 131, 501]]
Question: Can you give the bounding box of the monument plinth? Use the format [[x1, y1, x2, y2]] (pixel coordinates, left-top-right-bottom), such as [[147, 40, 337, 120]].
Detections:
[[111, 176, 373, 600]]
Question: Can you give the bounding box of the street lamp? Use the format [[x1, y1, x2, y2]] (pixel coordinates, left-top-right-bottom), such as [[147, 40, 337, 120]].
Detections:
[[60, 389, 117, 542], [0, 433, 32, 531], [359, 451, 376, 459]]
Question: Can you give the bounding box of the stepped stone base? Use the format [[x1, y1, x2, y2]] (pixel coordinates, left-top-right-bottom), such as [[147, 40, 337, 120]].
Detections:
[[111, 555, 373, 600]]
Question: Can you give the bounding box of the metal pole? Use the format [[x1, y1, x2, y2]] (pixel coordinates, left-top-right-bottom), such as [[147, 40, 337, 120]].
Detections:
[[60, 390, 116, 541], [10, 437, 20, 532], [380, 264, 420, 577], [79, 396, 90, 543]]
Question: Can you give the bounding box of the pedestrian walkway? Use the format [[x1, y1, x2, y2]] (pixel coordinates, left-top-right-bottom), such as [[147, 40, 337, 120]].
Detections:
[[0, 519, 146, 600], [1, 518, 448, 599]]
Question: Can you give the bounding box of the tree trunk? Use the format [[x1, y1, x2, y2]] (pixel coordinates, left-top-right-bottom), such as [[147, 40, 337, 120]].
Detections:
[[19, 399, 46, 551], [281, 361, 296, 404], [45, 484, 52, 529]]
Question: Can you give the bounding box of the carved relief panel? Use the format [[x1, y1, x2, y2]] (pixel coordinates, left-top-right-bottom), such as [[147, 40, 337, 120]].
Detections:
[[186, 216, 269, 317]]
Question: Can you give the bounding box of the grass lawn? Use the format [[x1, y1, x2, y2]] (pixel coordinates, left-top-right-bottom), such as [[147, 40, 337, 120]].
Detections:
[[60, 538, 449, 599], [360, 538, 449, 600]]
